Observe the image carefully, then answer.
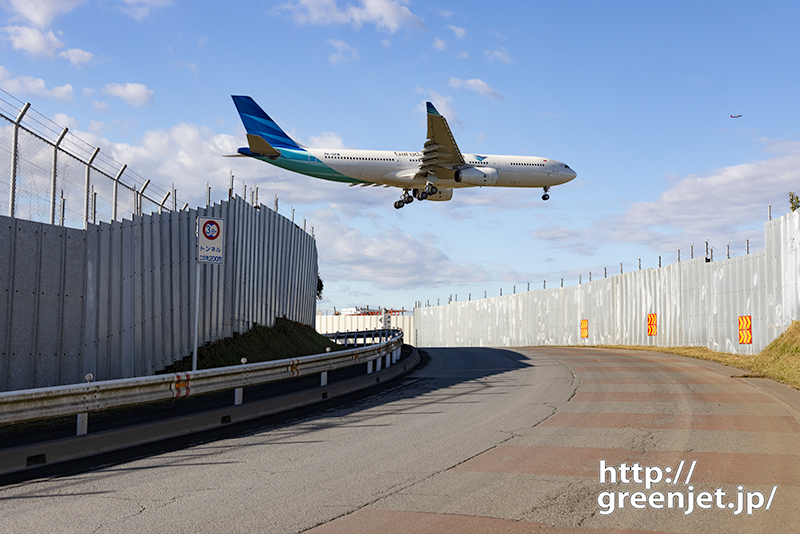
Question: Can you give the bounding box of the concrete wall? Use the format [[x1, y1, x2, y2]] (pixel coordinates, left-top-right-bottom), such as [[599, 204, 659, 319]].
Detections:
[[415, 211, 799, 353], [0, 196, 318, 391], [316, 314, 415, 346]]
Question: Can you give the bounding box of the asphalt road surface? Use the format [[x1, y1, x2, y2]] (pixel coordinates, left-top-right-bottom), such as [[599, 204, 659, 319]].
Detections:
[[1, 347, 799, 533]]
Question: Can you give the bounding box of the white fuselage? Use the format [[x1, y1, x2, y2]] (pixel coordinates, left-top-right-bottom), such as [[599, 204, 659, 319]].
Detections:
[[306, 148, 577, 189]]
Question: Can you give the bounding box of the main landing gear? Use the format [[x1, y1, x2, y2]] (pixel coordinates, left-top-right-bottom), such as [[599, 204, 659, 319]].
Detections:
[[542, 186, 550, 201], [393, 185, 438, 209], [394, 191, 414, 209]]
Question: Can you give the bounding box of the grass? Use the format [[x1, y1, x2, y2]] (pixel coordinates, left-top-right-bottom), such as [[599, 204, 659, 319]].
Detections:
[[590, 320, 800, 390], [163, 317, 344, 372]]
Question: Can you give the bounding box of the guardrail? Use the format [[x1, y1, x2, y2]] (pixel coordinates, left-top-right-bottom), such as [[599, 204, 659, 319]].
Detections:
[[0, 330, 403, 435], [324, 328, 396, 348]]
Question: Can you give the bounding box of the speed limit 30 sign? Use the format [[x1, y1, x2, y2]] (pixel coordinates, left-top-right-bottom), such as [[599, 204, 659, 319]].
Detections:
[[198, 216, 224, 264]]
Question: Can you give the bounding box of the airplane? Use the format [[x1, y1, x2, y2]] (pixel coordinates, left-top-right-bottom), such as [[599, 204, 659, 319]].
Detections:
[[231, 96, 577, 209], [731, 114, 742, 118]]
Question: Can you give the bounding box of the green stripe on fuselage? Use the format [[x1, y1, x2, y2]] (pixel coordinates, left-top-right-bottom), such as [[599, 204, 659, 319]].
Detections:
[[253, 149, 368, 184]]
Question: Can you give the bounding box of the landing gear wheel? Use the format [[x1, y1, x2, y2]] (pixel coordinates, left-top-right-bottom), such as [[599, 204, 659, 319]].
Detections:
[[542, 193, 550, 201], [394, 200, 404, 209], [403, 195, 413, 204], [428, 185, 438, 195], [418, 191, 428, 200]]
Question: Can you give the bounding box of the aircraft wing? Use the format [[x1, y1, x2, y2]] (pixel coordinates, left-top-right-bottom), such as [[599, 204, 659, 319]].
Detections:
[[418, 102, 465, 180]]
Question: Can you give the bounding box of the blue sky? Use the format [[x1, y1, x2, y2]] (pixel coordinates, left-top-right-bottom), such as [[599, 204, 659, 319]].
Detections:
[[2, 0, 799, 312]]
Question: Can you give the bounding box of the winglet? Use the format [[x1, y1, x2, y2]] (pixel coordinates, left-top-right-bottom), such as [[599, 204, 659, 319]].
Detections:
[[426, 101, 441, 116], [232, 95, 300, 150]]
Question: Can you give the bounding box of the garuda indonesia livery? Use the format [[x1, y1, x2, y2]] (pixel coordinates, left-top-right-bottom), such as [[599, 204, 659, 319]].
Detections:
[[232, 96, 577, 209]]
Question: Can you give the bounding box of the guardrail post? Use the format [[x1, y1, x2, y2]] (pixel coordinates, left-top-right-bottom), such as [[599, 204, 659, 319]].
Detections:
[[234, 387, 243, 405], [321, 371, 328, 387], [367, 360, 373, 374], [376, 356, 382, 372], [77, 413, 88, 436], [385, 353, 390, 368]]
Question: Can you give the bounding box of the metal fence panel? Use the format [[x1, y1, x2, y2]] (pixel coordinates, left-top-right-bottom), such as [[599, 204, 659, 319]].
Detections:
[[34, 225, 64, 387], [416, 212, 800, 353], [61, 225, 86, 385], [0, 216, 14, 390], [8, 219, 40, 388]]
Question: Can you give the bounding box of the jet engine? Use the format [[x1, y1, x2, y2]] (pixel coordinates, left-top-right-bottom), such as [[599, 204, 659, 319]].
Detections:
[[454, 167, 498, 186]]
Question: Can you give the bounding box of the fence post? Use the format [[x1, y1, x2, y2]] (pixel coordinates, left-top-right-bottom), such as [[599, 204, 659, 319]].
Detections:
[[137, 179, 150, 217], [111, 164, 127, 222], [159, 191, 170, 214], [9, 102, 31, 218], [83, 147, 100, 229], [50, 127, 68, 225]]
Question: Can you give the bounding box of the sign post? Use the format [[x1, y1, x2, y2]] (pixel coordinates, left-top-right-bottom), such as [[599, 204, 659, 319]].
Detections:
[[193, 216, 225, 371]]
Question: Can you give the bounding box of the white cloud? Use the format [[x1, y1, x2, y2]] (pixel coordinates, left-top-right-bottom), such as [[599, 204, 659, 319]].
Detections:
[[313, 211, 491, 289], [88, 120, 106, 133], [418, 90, 462, 129], [381, 38, 391, 47], [279, 0, 424, 33], [120, 0, 173, 20], [449, 77, 502, 100], [484, 48, 511, 63], [58, 47, 94, 65], [447, 25, 465, 39], [52, 112, 77, 129], [327, 39, 359, 65], [2, 0, 85, 27], [102, 82, 154, 106], [92, 100, 110, 113], [457, 51, 468, 59], [308, 131, 347, 148], [536, 140, 800, 255], [0, 66, 73, 101], [2, 26, 63, 57], [432, 38, 445, 51]]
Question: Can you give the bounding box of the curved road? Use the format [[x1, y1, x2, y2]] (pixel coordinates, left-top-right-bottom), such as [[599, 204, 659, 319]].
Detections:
[[1, 347, 799, 533]]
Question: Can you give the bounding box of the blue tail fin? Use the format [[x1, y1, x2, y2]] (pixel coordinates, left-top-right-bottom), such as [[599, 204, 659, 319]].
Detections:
[[232, 96, 300, 150]]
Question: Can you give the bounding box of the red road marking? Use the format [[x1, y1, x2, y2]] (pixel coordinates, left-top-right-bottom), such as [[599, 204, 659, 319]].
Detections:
[[305, 509, 672, 534], [541, 413, 799, 432], [571, 392, 775, 403], [572, 366, 715, 373], [580, 377, 734, 384]]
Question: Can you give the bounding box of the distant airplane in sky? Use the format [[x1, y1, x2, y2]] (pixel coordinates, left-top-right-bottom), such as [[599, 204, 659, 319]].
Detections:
[[231, 96, 577, 209], [731, 114, 742, 118]]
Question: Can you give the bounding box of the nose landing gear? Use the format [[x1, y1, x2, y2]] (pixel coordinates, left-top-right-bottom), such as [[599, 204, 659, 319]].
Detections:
[[542, 186, 551, 201]]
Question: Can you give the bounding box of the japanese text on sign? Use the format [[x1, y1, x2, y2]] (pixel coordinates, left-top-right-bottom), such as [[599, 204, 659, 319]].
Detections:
[[198, 216, 224, 264]]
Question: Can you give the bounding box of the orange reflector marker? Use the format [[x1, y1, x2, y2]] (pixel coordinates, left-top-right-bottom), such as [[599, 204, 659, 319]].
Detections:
[[647, 313, 657, 336], [580, 319, 588, 339], [171, 373, 191, 398], [739, 315, 752, 344]]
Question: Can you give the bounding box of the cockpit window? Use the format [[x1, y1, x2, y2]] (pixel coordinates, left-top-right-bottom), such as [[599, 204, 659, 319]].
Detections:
[[564, 165, 570, 169]]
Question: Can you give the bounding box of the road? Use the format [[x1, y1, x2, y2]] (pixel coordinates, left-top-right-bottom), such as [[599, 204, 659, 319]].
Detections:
[[1, 347, 799, 533]]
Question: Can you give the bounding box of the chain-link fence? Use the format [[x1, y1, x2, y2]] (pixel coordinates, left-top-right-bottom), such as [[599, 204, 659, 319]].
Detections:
[[0, 92, 184, 228]]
